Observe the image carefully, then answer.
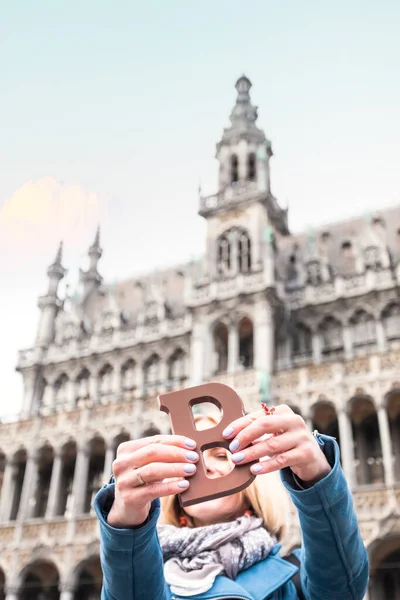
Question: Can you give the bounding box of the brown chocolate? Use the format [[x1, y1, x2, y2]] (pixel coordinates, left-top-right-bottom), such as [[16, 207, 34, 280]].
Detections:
[[159, 382, 256, 507]]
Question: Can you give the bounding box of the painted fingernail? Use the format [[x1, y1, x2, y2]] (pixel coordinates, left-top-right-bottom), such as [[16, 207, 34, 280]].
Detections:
[[185, 451, 198, 461], [222, 426, 234, 437], [229, 439, 240, 452], [184, 464, 196, 474], [178, 480, 189, 488], [251, 464, 263, 473], [232, 452, 245, 463], [184, 438, 196, 448]]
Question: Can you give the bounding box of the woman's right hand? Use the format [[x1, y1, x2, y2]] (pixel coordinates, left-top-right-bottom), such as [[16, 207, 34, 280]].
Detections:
[[107, 434, 199, 528]]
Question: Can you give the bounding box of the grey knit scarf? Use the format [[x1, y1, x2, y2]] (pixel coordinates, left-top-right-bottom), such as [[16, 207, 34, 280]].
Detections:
[[157, 513, 276, 597]]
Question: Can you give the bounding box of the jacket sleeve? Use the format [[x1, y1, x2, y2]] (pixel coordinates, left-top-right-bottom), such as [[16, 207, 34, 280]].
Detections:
[[93, 484, 169, 600], [280, 434, 369, 600]]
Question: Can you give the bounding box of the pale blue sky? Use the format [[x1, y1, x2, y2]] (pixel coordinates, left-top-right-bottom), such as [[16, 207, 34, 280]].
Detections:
[[1, 1, 400, 417]]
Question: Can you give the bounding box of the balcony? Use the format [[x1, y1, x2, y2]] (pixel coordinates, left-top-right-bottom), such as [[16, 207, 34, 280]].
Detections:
[[188, 270, 269, 307], [199, 181, 260, 216], [285, 268, 399, 308]]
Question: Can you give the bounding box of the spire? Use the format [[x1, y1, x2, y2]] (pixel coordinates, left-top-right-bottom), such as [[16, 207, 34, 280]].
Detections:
[[89, 226, 102, 261], [217, 75, 268, 149], [230, 75, 258, 127], [79, 227, 103, 294], [47, 241, 66, 284]]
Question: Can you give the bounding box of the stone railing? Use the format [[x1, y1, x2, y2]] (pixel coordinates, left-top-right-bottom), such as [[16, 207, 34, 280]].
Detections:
[[0, 515, 98, 548], [273, 350, 400, 401], [188, 270, 270, 307], [17, 317, 192, 368], [285, 267, 399, 308], [199, 181, 259, 215]]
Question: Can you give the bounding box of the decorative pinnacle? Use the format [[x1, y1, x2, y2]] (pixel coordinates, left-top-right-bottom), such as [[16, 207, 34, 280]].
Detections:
[[89, 226, 101, 254], [54, 241, 63, 266], [47, 240, 65, 281]]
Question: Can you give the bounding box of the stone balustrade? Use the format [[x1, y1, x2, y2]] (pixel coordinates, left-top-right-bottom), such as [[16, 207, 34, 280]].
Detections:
[[286, 267, 399, 309]]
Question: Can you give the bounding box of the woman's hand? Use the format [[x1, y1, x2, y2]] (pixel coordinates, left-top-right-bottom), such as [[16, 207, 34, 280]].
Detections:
[[108, 434, 199, 528], [222, 404, 331, 486]]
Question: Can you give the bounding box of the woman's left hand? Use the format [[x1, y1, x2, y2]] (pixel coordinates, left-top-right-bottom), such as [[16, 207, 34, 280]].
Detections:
[[222, 404, 332, 487]]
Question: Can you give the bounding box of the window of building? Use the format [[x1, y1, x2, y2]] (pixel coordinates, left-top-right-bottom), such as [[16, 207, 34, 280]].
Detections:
[[238, 230, 252, 273], [306, 259, 322, 286], [217, 228, 251, 277], [98, 364, 113, 396], [213, 323, 228, 373], [382, 302, 400, 340], [350, 309, 376, 346], [247, 153, 256, 181], [319, 316, 343, 357], [54, 373, 69, 405], [230, 154, 239, 184], [364, 245, 381, 270], [292, 323, 313, 358], [238, 317, 254, 368]]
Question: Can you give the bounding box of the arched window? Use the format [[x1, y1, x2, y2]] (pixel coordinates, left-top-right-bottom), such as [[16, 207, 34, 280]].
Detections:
[[213, 323, 228, 374], [230, 154, 239, 184], [306, 260, 322, 286], [292, 323, 313, 360], [340, 240, 356, 275], [364, 245, 381, 270], [217, 233, 231, 276], [144, 354, 161, 385], [76, 369, 90, 401], [247, 153, 256, 181], [350, 309, 376, 347], [238, 230, 251, 273], [54, 374, 69, 405], [121, 359, 136, 391], [382, 302, 400, 341], [238, 317, 253, 368], [98, 364, 113, 396], [319, 316, 343, 358], [216, 228, 252, 277], [168, 349, 187, 383]]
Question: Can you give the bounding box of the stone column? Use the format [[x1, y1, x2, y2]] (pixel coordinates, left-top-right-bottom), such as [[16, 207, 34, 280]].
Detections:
[[375, 320, 387, 353], [89, 374, 99, 405], [59, 583, 75, 600], [189, 321, 205, 386], [102, 441, 115, 483], [343, 326, 353, 359], [312, 333, 322, 365], [0, 459, 18, 522], [228, 319, 239, 374], [66, 378, 76, 410], [337, 409, 356, 488], [4, 586, 18, 600], [135, 364, 145, 398], [45, 449, 63, 519], [71, 443, 90, 517], [254, 301, 273, 374], [377, 404, 394, 487], [17, 450, 39, 521]]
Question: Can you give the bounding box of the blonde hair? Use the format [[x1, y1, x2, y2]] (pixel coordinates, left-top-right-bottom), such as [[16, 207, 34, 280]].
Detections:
[[160, 413, 290, 540]]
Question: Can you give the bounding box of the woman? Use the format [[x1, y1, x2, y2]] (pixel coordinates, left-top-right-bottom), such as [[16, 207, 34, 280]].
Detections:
[[94, 404, 369, 599]]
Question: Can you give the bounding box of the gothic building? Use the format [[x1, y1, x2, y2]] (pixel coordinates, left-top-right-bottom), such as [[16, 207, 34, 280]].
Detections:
[[0, 75, 399, 600]]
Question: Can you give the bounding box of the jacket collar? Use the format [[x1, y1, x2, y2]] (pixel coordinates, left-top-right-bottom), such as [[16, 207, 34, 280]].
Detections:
[[171, 548, 298, 600]]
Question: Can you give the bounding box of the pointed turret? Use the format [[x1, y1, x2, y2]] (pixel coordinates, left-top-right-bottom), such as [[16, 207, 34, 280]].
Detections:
[[80, 227, 103, 295], [35, 241, 66, 347]]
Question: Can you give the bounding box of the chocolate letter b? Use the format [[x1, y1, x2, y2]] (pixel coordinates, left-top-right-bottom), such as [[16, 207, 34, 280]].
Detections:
[[158, 382, 255, 507]]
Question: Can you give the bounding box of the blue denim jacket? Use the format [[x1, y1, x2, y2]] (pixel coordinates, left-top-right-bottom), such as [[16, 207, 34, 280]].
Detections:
[[94, 435, 369, 599]]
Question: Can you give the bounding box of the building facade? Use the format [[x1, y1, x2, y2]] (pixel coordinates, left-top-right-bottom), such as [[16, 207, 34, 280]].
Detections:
[[0, 76, 400, 599]]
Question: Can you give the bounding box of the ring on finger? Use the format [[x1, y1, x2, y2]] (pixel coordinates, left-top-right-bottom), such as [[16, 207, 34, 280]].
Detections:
[[135, 468, 147, 487]]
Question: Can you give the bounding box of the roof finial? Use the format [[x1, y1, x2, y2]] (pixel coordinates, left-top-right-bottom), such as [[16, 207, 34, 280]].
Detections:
[[54, 240, 63, 266]]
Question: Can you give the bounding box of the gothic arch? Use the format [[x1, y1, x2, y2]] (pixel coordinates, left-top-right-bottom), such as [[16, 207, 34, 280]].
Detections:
[[216, 227, 252, 277], [368, 534, 400, 598], [212, 321, 229, 374], [69, 555, 102, 598], [17, 559, 60, 600], [238, 316, 254, 369], [348, 393, 383, 486]]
